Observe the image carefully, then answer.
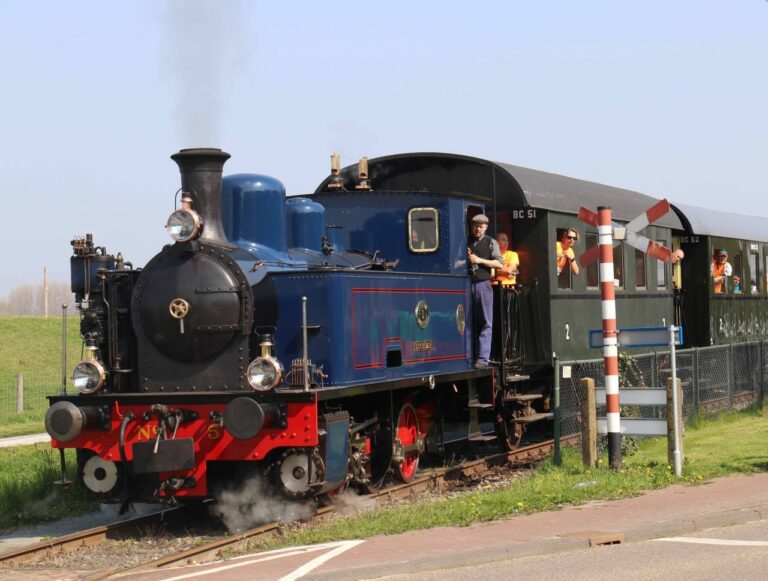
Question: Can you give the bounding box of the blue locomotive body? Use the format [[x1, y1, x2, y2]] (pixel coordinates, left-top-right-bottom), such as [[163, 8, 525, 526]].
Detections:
[[218, 173, 478, 390], [270, 271, 471, 387]]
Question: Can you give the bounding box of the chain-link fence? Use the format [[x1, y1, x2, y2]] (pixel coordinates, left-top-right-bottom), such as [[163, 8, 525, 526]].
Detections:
[[557, 341, 768, 440]]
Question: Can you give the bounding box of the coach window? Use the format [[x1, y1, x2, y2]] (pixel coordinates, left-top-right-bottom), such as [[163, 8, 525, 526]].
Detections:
[[585, 233, 598, 289], [765, 255, 768, 294], [556, 227, 580, 289], [408, 208, 439, 253], [613, 243, 625, 289], [634, 249, 647, 290], [749, 251, 759, 294], [657, 239, 668, 289], [731, 252, 743, 294]]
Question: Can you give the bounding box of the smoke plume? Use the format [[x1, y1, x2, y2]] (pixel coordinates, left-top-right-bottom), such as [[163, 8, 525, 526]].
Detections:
[[163, 0, 247, 146]]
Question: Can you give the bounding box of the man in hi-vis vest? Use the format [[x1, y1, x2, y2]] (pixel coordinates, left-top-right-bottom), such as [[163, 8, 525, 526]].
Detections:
[[710, 248, 732, 294]]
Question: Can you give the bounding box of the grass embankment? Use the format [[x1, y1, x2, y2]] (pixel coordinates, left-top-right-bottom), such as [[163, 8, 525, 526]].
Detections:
[[0, 446, 95, 531], [252, 405, 768, 550], [0, 316, 82, 435]]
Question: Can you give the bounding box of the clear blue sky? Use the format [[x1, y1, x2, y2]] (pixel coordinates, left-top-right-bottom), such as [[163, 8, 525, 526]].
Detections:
[[1, 0, 766, 296]]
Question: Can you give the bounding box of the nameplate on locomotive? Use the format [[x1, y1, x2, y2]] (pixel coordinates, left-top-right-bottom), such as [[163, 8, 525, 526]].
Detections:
[[414, 340, 434, 352]]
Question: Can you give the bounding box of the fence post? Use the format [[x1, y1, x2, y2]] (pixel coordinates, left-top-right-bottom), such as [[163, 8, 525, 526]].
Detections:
[[693, 347, 700, 414], [666, 377, 684, 470], [16, 372, 24, 414], [553, 355, 561, 466], [651, 351, 658, 390], [580, 377, 597, 468]]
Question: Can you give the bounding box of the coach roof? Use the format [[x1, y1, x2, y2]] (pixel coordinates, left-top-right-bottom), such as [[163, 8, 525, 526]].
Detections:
[[673, 202, 768, 243], [315, 152, 682, 229]]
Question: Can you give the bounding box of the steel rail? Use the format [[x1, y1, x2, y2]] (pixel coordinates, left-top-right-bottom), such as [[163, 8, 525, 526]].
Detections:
[[86, 435, 579, 579], [0, 504, 188, 566]]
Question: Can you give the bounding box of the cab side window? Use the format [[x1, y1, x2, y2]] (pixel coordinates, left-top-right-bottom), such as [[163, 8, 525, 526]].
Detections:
[[408, 208, 439, 253]]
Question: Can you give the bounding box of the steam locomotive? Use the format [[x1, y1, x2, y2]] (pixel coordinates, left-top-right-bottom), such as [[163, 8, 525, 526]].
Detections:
[[45, 148, 768, 503]]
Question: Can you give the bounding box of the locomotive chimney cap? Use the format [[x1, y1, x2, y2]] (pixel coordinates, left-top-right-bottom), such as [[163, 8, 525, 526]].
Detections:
[[171, 148, 231, 164]]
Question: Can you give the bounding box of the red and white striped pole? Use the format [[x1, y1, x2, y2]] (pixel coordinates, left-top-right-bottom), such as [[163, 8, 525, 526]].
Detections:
[[598, 206, 621, 470]]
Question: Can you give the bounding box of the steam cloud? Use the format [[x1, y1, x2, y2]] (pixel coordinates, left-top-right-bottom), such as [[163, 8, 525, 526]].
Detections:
[[164, 0, 247, 147], [210, 475, 314, 533], [210, 475, 377, 533]]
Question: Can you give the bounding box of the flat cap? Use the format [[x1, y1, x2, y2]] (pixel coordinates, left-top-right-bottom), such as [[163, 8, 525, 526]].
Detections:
[[472, 214, 489, 224]]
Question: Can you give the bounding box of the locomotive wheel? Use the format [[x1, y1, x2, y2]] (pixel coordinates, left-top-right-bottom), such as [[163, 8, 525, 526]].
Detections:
[[393, 403, 421, 483], [268, 448, 324, 499], [495, 399, 535, 451], [77, 449, 122, 499]]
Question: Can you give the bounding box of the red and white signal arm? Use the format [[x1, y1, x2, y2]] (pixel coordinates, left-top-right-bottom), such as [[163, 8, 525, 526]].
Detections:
[[578, 199, 673, 267]]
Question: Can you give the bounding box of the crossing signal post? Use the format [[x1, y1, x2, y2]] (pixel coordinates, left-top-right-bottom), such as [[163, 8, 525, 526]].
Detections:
[[578, 200, 674, 470]]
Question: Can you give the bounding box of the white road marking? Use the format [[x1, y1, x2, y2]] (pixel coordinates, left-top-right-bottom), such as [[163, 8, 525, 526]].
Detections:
[[154, 540, 364, 581], [655, 537, 768, 547], [278, 540, 365, 581]]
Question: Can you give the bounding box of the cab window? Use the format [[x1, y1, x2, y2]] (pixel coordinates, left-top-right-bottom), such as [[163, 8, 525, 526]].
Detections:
[[408, 208, 439, 253]]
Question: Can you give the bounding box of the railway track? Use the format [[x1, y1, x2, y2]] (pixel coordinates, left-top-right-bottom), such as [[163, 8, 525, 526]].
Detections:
[[0, 435, 578, 578], [0, 503, 195, 566]]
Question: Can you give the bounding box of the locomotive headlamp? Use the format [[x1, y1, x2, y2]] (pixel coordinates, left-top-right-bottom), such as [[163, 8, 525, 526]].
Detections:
[[246, 334, 284, 391], [72, 359, 106, 394], [166, 195, 202, 242], [246, 356, 284, 391]]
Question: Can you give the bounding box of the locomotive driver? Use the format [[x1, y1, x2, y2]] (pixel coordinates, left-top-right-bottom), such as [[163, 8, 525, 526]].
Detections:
[[467, 214, 503, 369]]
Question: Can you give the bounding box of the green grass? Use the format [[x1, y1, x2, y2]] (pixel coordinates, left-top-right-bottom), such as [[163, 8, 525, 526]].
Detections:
[[248, 405, 768, 550], [0, 316, 82, 429], [0, 445, 96, 531], [0, 413, 52, 438]]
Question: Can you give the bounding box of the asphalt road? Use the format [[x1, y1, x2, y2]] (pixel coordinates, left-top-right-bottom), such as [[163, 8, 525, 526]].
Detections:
[[380, 519, 768, 581]]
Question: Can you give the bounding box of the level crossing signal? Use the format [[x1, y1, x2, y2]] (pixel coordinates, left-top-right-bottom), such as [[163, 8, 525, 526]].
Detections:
[[577, 199, 673, 267]]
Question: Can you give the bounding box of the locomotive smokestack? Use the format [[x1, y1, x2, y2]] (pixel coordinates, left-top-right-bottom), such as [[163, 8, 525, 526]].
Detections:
[[171, 148, 233, 248]]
